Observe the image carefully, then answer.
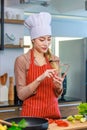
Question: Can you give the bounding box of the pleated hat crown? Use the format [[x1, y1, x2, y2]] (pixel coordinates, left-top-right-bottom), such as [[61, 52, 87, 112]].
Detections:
[[24, 12, 52, 40]]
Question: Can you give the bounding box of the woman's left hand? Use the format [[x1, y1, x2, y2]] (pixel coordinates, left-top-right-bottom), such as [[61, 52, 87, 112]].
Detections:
[[53, 74, 64, 96], [53, 74, 64, 87]]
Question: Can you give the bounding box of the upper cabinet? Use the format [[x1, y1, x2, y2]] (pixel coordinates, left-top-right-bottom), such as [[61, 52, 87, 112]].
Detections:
[[0, 0, 4, 50]]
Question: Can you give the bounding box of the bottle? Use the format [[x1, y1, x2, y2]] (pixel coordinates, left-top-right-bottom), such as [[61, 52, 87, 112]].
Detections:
[[8, 77, 14, 104], [19, 38, 24, 47]]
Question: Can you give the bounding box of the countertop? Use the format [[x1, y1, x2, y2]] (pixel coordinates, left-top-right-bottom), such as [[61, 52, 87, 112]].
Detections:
[[58, 96, 81, 103], [0, 96, 81, 108], [48, 120, 87, 130]]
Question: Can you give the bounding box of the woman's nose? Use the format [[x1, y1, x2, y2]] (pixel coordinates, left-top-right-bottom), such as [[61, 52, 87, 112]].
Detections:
[[44, 40, 49, 45]]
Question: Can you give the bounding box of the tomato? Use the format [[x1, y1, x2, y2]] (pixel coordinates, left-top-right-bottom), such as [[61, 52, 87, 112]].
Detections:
[[46, 118, 69, 127], [46, 118, 55, 124], [55, 119, 69, 127]]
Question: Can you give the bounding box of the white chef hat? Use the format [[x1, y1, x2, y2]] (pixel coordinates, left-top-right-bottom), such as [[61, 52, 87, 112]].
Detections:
[[24, 12, 52, 40]]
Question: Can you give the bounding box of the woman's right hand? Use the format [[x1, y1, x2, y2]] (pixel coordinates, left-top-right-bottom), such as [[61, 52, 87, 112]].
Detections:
[[36, 69, 56, 82]]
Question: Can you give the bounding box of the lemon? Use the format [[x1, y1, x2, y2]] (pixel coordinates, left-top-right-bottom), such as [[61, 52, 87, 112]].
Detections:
[[67, 115, 74, 121], [71, 119, 75, 123], [80, 117, 86, 123], [74, 114, 83, 120], [4, 125, 7, 130]]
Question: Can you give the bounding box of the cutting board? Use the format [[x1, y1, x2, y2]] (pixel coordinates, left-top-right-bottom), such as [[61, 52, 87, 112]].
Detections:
[[48, 120, 87, 130]]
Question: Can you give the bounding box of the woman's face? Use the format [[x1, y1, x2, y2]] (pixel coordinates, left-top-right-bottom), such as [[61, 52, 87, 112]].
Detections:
[[32, 35, 51, 53]]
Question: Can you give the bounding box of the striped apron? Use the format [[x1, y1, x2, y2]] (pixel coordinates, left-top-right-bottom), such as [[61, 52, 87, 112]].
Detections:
[[21, 49, 61, 119]]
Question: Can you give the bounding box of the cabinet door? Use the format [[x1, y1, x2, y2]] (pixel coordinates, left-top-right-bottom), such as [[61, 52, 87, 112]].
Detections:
[[0, 107, 19, 120], [60, 106, 78, 118], [59, 102, 81, 118]]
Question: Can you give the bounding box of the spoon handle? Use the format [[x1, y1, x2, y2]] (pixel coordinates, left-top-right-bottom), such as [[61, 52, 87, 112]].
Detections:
[[0, 119, 12, 126]]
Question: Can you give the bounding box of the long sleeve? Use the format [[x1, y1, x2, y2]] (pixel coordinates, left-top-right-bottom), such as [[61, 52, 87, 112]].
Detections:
[[14, 51, 32, 100], [14, 50, 42, 101]]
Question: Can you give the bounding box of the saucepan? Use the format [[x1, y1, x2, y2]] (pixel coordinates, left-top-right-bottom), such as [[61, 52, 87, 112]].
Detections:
[[5, 116, 48, 130]]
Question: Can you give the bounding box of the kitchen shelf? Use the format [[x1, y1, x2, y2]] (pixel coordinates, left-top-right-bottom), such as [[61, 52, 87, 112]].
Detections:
[[5, 44, 30, 48], [4, 19, 24, 24]]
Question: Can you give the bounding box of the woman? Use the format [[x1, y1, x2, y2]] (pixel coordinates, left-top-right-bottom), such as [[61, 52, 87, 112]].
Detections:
[[14, 12, 64, 119]]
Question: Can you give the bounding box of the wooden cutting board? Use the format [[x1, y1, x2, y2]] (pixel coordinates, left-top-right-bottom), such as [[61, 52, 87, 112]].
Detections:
[[48, 120, 87, 130]]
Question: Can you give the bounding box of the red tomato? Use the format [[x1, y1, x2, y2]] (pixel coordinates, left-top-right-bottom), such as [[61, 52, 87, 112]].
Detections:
[[55, 119, 69, 127], [46, 118, 69, 127], [46, 118, 55, 124]]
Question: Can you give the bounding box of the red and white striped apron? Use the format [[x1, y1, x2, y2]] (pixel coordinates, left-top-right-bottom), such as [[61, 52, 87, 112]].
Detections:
[[21, 49, 61, 118]]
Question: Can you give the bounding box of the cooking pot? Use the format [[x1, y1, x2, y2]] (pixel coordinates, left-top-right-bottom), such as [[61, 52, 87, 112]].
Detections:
[[5, 116, 48, 130]]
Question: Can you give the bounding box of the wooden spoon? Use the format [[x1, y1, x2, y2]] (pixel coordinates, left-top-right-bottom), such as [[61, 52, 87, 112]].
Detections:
[[0, 119, 18, 126]]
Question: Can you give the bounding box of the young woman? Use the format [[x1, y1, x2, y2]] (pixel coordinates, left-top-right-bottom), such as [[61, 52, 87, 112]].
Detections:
[[14, 12, 64, 119]]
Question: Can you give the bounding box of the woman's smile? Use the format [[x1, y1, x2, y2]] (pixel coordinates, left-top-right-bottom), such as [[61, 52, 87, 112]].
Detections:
[[42, 47, 48, 51]]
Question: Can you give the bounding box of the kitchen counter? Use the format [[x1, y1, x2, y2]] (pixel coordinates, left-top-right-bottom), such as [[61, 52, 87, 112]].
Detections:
[[0, 96, 82, 120], [58, 96, 81, 103], [0, 100, 22, 108], [48, 120, 87, 130], [0, 96, 81, 108]]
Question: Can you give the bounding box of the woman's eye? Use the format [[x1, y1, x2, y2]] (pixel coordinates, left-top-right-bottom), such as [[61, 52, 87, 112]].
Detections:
[[48, 39, 51, 41], [39, 39, 44, 42], [39, 38, 51, 42]]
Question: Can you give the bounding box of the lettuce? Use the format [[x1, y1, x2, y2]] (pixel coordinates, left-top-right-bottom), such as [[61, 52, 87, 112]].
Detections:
[[8, 119, 28, 130], [77, 103, 87, 115]]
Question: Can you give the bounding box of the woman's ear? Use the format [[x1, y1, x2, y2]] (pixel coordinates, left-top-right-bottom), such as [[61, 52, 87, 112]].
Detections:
[[32, 40, 34, 43]]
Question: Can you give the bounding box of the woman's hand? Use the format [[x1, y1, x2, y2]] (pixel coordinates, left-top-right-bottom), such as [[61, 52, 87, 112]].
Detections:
[[36, 69, 64, 96], [36, 69, 56, 82], [53, 73, 64, 96], [53, 74, 64, 87]]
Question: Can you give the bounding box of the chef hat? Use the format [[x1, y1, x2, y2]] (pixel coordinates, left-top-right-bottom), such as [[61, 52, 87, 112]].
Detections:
[[24, 12, 52, 40]]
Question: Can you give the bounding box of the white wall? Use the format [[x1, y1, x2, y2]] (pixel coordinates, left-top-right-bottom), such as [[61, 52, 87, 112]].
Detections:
[[0, 49, 24, 87]]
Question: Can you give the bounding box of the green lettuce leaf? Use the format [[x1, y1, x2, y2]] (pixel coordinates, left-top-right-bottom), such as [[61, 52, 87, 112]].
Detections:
[[77, 103, 87, 115]]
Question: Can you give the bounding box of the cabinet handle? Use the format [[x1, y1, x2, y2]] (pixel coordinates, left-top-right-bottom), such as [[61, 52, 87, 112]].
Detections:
[[59, 103, 80, 107], [0, 109, 16, 113]]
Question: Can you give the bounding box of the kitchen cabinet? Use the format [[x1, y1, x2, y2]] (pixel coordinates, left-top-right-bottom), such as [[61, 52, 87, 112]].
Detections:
[[0, 99, 81, 120], [0, 106, 20, 120], [18, 101, 82, 118], [14, 104, 81, 119], [59, 101, 81, 118]]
